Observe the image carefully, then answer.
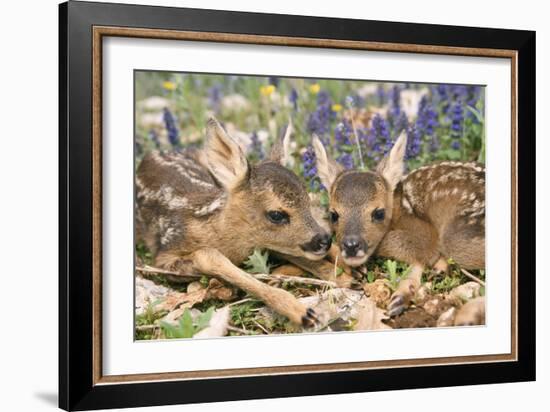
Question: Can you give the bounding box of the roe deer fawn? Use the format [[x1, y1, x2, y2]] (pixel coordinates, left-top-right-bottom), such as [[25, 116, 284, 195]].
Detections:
[[312, 133, 485, 325], [136, 117, 333, 326]]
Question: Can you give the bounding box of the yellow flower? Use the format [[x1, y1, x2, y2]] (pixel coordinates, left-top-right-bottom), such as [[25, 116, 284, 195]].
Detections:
[[309, 83, 320, 94], [260, 84, 276, 97], [162, 81, 177, 91], [332, 103, 343, 112]]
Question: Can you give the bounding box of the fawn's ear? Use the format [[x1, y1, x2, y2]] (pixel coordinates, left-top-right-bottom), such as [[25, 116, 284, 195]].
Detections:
[[204, 117, 249, 191], [376, 132, 407, 190], [269, 119, 292, 166], [312, 134, 343, 191]]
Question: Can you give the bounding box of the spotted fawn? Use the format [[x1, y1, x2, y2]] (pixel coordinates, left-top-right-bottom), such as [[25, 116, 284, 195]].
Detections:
[[313, 133, 485, 325], [136, 117, 336, 326]]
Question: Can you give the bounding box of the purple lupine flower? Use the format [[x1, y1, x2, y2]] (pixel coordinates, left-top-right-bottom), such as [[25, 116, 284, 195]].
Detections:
[[289, 88, 298, 111], [302, 145, 323, 191], [450, 101, 464, 150], [337, 153, 354, 170], [393, 112, 409, 138], [369, 114, 392, 156], [306, 90, 333, 140], [207, 84, 223, 113], [434, 84, 451, 114], [148, 129, 161, 150], [416, 97, 438, 136], [334, 121, 355, 169], [334, 121, 353, 147], [406, 124, 421, 159], [388, 85, 402, 120], [450, 101, 464, 135], [268, 76, 280, 87], [376, 84, 386, 106], [162, 108, 180, 148], [249, 132, 264, 160]]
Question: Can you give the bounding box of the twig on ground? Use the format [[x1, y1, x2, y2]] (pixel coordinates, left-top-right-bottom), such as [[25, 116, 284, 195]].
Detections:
[[227, 325, 254, 335], [227, 298, 254, 307], [137, 265, 337, 287], [254, 273, 336, 287], [136, 265, 201, 279], [460, 268, 486, 287], [253, 320, 270, 334]]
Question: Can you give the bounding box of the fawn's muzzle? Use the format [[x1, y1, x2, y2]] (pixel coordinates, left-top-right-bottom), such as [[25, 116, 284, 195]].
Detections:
[[300, 233, 332, 256], [341, 235, 367, 258]]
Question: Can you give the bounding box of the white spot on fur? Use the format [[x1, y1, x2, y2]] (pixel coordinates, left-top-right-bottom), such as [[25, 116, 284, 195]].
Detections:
[[193, 197, 225, 216]]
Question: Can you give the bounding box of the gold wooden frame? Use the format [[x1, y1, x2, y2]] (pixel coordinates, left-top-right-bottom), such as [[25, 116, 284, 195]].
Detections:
[[92, 26, 518, 385]]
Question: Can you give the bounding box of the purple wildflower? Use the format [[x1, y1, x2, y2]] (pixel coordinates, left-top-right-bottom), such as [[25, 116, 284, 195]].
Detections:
[[369, 114, 392, 156], [416, 96, 438, 136], [249, 132, 264, 160], [406, 124, 421, 159], [302, 145, 323, 191], [207, 84, 223, 113], [306, 90, 333, 140], [450, 101, 464, 135], [337, 153, 354, 170], [388, 85, 402, 120], [393, 112, 409, 138], [268, 76, 280, 87], [450, 101, 464, 150], [376, 84, 386, 106], [334, 121, 355, 169], [289, 88, 298, 111], [162, 108, 180, 148]]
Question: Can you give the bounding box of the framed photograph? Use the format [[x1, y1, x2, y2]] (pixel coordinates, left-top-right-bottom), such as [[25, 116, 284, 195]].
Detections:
[[59, 1, 535, 410]]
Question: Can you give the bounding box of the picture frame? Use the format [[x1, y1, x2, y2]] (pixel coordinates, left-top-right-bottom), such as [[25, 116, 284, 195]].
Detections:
[[59, 1, 536, 410]]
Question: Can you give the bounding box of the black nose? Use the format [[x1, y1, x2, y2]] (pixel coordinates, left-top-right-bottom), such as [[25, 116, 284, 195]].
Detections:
[[342, 235, 365, 257], [301, 233, 332, 254]]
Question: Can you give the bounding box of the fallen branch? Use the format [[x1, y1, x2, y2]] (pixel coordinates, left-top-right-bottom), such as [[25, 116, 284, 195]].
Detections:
[[460, 268, 486, 287], [136, 265, 337, 287], [136, 265, 201, 279], [253, 273, 336, 287], [227, 325, 255, 335]]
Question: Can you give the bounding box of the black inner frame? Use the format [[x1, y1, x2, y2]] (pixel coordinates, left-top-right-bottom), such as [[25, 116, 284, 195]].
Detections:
[[59, 1, 536, 411]]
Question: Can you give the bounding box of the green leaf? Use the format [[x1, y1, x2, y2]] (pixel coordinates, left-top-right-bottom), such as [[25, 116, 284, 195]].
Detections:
[[196, 307, 215, 331], [465, 105, 484, 124], [367, 271, 375, 283], [159, 321, 179, 339], [244, 249, 271, 274], [179, 309, 195, 338]]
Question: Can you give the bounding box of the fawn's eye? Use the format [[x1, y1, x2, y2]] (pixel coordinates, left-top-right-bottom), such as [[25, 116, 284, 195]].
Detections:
[[266, 210, 290, 225], [372, 208, 385, 222], [329, 210, 339, 224]]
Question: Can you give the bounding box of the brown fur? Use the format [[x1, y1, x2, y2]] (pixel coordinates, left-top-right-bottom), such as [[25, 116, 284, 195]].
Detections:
[[136, 118, 331, 326], [313, 133, 485, 323]]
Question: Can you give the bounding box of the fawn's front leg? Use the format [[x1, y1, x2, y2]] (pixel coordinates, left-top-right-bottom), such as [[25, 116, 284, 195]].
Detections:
[[275, 245, 354, 288], [386, 264, 424, 317], [377, 225, 440, 317], [160, 248, 318, 327]]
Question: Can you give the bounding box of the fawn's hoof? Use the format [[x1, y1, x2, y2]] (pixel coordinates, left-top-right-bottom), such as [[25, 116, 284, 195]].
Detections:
[[301, 307, 319, 327], [387, 295, 406, 317]]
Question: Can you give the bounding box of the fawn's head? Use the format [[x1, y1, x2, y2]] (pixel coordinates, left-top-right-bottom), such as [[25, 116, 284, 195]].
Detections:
[[203, 117, 331, 260], [313, 133, 407, 266]]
